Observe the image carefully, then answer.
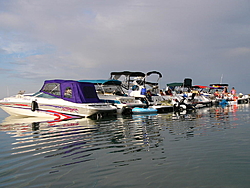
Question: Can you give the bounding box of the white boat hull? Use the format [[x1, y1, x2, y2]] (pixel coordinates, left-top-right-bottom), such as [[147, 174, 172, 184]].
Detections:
[[0, 97, 116, 119]]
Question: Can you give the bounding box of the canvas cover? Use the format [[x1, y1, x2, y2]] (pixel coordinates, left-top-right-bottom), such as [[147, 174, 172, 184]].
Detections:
[[40, 80, 101, 103], [146, 71, 162, 78], [209, 83, 229, 87], [167, 82, 183, 87], [110, 71, 145, 80], [192, 85, 208, 89]]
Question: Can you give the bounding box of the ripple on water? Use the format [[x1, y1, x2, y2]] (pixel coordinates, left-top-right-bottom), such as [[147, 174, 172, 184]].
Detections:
[[1, 105, 250, 187]]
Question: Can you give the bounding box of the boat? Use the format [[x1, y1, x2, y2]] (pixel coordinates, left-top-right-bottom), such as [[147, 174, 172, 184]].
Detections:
[[237, 93, 250, 104], [0, 80, 117, 119], [78, 79, 146, 114], [208, 84, 249, 105], [190, 85, 213, 107], [110, 71, 173, 113], [165, 79, 212, 110]]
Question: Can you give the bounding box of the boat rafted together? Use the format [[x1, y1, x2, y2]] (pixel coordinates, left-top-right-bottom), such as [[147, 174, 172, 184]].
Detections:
[[1, 72, 248, 119], [110, 71, 173, 113], [0, 80, 117, 119], [207, 84, 250, 105], [78, 79, 146, 114]]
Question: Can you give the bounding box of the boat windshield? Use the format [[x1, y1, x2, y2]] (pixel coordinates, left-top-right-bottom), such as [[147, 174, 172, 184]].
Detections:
[[41, 83, 61, 96], [32, 92, 58, 98], [95, 85, 125, 96]]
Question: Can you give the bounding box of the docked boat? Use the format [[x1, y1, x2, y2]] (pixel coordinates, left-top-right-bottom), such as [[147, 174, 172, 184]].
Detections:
[[208, 84, 249, 105], [78, 79, 146, 114], [0, 80, 117, 119], [165, 79, 212, 110], [110, 71, 173, 113], [237, 93, 250, 104]]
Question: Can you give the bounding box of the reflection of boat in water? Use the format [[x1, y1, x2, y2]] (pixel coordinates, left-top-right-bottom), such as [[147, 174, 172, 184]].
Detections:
[[0, 116, 99, 160], [172, 110, 197, 120], [0, 115, 96, 134], [1, 115, 63, 125], [1, 104, 245, 179], [0, 80, 117, 119]]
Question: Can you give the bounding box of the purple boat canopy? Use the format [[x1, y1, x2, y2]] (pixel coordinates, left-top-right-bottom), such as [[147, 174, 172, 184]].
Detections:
[[40, 80, 101, 103]]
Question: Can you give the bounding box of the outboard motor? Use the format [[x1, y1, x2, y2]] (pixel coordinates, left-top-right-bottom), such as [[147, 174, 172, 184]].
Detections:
[[173, 98, 186, 112], [173, 96, 196, 112]]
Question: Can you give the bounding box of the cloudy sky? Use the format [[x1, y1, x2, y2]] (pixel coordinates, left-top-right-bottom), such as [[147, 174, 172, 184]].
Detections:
[[0, 0, 249, 98]]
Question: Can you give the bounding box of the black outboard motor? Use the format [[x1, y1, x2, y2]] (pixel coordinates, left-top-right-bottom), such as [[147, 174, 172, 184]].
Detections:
[[173, 97, 186, 112], [173, 96, 196, 112]]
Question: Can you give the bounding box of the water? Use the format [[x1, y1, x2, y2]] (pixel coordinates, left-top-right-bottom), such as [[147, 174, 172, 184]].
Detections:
[[0, 105, 250, 188]]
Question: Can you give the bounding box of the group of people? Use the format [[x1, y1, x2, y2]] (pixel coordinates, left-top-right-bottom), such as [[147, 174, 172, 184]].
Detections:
[[214, 87, 237, 98], [159, 88, 173, 96], [144, 85, 238, 103], [145, 88, 173, 99], [158, 86, 237, 99]]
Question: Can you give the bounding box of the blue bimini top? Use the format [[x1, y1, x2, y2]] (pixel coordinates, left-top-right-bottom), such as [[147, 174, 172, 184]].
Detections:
[[79, 79, 122, 85]]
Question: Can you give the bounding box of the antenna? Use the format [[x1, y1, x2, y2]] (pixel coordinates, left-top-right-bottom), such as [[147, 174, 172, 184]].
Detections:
[[220, 74, 223, 84]]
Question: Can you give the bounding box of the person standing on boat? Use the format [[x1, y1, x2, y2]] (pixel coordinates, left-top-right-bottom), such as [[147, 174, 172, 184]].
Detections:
[[165, 88, 173, 96], [231, 87, 237, 96], [222, 86, 228, 98], [223, 86, 228, 94]]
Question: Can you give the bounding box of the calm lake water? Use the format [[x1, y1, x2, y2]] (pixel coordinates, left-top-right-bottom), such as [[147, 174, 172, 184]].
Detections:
[[0, 104, 250, 188]]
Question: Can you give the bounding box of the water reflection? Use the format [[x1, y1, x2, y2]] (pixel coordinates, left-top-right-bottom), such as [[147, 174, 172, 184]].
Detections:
[[0, 104, 248, 184], [208, 104, 239, 128], [0, 105, 245, 157], [172, 110, 197, 120], [156, 104, 249, 141]]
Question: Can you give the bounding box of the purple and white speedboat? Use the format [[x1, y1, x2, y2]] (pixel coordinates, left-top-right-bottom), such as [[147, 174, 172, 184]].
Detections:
[[0, 80, 116, 119]]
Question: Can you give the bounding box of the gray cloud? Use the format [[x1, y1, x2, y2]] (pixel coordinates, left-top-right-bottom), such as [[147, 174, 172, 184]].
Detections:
[[0, 0, 250, 98]]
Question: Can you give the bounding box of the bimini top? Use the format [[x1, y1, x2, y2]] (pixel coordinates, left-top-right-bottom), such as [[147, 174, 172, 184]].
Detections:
[[146, 71, 162, 78], [110, 71, 146, 80], [192, 85, 208, 89], [210, 83, 229, 87], [40, 80, 101, 103], [79, 79, 122, 85], [167, 82, 184, 87], [166, 78, 193, 88], [145, 71, 163, 86]]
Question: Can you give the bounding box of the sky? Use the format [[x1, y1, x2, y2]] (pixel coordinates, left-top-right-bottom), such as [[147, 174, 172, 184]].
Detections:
[[0, 0, 250, 98]]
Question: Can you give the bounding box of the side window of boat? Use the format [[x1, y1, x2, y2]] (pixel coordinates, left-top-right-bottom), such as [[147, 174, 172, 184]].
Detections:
[[41, 83, 61, 96], [64, 87, 72, 98], [83, 86, 96, 98]]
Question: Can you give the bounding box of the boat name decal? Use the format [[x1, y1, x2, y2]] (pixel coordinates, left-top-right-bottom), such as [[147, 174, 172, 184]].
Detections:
[[42, 105, 79, 113]]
